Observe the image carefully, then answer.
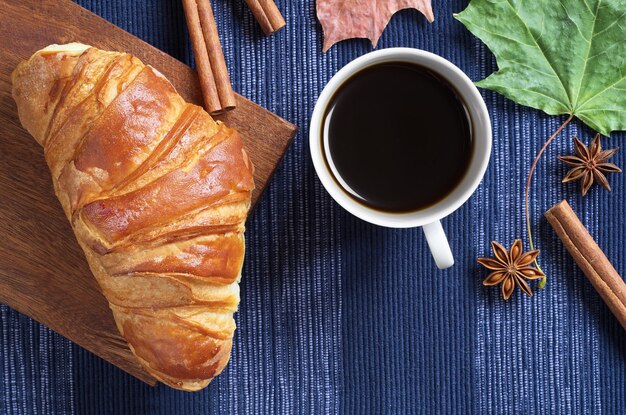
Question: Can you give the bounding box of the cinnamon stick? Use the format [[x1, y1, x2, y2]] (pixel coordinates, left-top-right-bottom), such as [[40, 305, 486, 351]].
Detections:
[[182, 0, 236, 114], [545, 200, 626, 330], [244, 0, 286, 35]]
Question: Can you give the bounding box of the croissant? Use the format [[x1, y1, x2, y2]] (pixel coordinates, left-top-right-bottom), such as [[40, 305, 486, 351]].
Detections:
[[11, 43, 255, 391]]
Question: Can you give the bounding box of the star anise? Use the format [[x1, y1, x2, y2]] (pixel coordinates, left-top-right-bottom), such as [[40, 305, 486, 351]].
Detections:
[[477, 240, 544, 300], [558, 134, 621, 196]]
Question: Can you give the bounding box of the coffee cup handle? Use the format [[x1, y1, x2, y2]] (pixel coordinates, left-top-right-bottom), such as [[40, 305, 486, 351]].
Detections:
[[422, 221, 454, 269]]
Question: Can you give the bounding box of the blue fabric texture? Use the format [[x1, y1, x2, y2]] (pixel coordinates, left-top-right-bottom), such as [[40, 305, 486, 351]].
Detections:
[[1, 0, 625, 413]]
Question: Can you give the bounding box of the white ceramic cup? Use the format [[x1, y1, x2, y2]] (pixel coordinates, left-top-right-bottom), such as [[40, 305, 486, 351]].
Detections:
[[309, 48, 492, 269]]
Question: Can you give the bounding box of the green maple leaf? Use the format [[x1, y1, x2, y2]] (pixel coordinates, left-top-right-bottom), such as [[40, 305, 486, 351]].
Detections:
[[456, 0, 626, 292], [455, 0, 626, 136]]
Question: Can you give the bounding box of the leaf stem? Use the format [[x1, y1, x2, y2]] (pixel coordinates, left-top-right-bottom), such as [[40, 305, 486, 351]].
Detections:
[[525, 114, 574, 289]]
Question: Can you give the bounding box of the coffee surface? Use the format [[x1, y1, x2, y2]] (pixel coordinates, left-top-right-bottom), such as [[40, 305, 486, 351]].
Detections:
[[323, 62, 473, 212]]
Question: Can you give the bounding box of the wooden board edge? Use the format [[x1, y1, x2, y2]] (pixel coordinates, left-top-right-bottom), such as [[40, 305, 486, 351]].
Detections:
[[0, 286, 158, 386]]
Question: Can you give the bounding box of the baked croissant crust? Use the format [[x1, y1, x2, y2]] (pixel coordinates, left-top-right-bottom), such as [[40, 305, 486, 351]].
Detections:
[[11, 43, 255, 391]]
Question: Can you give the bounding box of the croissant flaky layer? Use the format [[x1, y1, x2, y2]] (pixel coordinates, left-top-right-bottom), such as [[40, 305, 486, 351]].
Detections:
[[11, 43, 254, 391]]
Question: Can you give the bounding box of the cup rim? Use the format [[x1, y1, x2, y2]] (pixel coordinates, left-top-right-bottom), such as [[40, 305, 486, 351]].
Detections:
[[309, 47, 491, 228]]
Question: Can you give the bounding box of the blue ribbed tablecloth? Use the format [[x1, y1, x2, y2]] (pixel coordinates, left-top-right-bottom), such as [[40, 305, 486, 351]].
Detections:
[[2, 0, 625, 413]]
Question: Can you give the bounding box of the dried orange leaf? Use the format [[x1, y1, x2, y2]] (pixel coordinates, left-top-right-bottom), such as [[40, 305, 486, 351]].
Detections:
[[317, 0, 434, 52]]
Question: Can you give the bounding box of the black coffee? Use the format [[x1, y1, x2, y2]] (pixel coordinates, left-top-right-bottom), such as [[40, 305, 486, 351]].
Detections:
[[322, 62, 473, 213]]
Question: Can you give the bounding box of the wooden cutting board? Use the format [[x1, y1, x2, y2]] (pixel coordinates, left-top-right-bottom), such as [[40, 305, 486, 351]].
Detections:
[[0, 0, 296, 385]]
